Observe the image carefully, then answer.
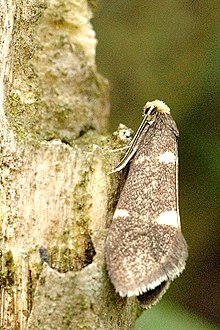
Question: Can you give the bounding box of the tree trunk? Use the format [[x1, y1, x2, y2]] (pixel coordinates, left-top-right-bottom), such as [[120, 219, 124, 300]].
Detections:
[[0, 1, 140, 329]]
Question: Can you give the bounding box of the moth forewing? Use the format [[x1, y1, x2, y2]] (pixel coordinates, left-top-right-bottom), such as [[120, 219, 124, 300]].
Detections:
[[106, 100, 188, 308]]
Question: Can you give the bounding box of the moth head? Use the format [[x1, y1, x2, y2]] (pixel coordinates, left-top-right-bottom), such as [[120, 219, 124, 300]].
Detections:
[[143, 99, 170, 121]]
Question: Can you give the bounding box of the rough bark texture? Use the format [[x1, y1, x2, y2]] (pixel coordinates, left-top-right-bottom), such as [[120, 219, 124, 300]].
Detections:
[[0, 0, 141, 329]]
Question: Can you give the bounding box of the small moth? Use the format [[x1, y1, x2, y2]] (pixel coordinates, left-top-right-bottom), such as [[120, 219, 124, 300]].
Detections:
[[106, 100, 188, 308]]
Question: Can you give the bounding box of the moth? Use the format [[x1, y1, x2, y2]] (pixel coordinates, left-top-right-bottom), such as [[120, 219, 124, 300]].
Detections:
[[106, 100, 188, 308]]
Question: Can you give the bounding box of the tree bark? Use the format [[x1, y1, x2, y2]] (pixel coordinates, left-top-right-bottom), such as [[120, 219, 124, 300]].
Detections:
[[0, 1, 140, 329]]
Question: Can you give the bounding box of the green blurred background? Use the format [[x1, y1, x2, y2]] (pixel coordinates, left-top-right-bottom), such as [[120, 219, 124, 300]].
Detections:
[[93, 0, 220, 329]]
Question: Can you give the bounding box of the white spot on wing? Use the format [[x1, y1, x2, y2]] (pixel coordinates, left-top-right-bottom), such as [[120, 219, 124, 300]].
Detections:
[[156, 210, 180, 228], [113, 209, 130, 219], [158, 151, 176, 164]]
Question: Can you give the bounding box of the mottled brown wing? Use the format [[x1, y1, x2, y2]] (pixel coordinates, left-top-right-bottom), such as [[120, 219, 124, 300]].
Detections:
[[106, 110, 188, 308]]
